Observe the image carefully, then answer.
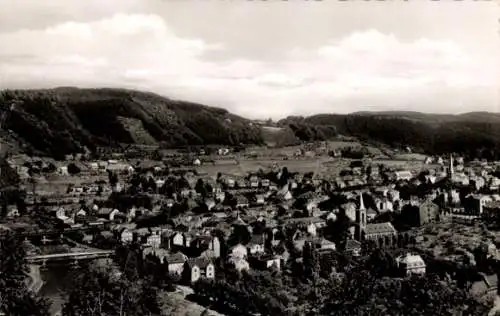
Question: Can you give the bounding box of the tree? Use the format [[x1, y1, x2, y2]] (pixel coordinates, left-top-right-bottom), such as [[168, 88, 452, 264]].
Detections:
[[0, 232, 50, 316], [302, 241, 317, 279], [67, 163, 81, 175], [62, 263, 162, 316], [107, 170, 118, 187], [195, 179, 207, 198], [325, 209, 352, 250]]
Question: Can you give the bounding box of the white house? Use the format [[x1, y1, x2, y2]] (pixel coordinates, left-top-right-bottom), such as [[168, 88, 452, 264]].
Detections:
[[97, 208, 121, 221], [166, 252, 187, 275], [185, 258, 215, 283], [394, 170, 413, 181], [229, 244, 248, 260], [172, 232, 186, 247], [120, 229, 134, 244], [396, 253, 426, 276], [146, 231, 162, 249], [58, 166, 69, 176], [209, 236, 221, 258]]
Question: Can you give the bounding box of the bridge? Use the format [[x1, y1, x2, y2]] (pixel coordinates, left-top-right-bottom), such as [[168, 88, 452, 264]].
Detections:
[[26, 250, 114, 264], [1, 225, 100, 239]]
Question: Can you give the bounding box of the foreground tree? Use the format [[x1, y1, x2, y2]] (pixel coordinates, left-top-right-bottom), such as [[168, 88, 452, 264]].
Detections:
[[0, 232, 50, 316], [62, 263, 162, 316]]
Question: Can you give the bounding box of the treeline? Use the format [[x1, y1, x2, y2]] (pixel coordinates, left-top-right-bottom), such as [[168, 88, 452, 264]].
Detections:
[[0, 88, 264, 159], [281, 116, 337, 141], [192, 267, 491, 316], [279, 113, 500, 159]]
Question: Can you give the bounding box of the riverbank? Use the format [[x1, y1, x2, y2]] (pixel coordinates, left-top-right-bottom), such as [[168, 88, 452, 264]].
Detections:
[[27, 264, 44, 293]]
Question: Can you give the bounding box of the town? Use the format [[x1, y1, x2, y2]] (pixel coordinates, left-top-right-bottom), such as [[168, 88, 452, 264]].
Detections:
[[2, 141, 500, 315]]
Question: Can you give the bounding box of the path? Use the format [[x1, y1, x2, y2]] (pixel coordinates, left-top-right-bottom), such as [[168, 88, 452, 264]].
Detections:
[[158, 286, 224, 316], [489, 295, 500, 316]]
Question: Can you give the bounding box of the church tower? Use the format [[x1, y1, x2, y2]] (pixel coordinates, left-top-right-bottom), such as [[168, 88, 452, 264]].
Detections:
[[448, 154, 454, 178], [355, 193, 367, 241]]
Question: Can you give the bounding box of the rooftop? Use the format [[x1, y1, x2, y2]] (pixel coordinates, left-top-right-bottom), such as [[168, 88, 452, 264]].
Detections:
[[364, 222, 397, 235]]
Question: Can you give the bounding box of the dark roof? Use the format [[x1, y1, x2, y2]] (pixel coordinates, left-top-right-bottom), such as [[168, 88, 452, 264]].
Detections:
[[98, 208, 114, 215], [345, 239, 361, 250], [284, 217, 325, 225], [167, 252, 186, 264], [232, 216, 248, 226], [187, 257, 213, 269], [364, 222, 396, 235], [236, 195, 249, 204], [249, 234, 265, 245]]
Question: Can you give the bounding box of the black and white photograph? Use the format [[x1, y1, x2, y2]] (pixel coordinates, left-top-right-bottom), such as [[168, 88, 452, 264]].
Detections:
[[0, 0, 499, 315]]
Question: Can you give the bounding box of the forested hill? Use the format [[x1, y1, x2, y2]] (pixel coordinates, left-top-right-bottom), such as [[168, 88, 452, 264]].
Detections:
[[278, 111, 500, 159], [1, 87, 499, 160], [0, 88, 264, 159]]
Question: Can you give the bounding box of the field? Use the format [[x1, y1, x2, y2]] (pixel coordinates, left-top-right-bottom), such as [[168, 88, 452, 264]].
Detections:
[[372, 159, 440, 173], [198, 157, 331, 177], [22, 174, 109, 196], [393, 153, 428, 161]]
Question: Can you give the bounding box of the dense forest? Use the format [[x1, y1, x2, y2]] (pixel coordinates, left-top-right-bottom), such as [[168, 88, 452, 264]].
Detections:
[[279, 112, 500, 159], [0, 88, 264, 159]]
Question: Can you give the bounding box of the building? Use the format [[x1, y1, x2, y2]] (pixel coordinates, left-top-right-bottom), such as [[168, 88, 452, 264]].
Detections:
[[345, 239, 362, 257], [465, 195, 492, 216], [166, 252, 188, 275], [250, 254, 281, 271], [229, 244, 248, 260], [120, 228, 134, 244], [394, 170, 413, 181], [184, 258, 215, 283], [235, 195, 249, 208], [483, 201, 500, 221], [146, 231, 162, 249], [395, 253, 426, 276], [190, 235, 221, 258], [418, 200, 439, 226], [248, 234, 265, 255], [363, 222, 397, 246], [355, 194, 367, 241], [171, 232, 187, 248], [97, 208, 121, 221]]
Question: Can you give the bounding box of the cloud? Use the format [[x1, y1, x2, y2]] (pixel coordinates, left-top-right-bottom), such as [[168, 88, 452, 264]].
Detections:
[[0, 14, 498, 119]]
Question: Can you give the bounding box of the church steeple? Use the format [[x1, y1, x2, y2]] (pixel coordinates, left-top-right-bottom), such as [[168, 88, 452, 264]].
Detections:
[[355, 193, 367, 241], [449, 154, 454, 178], [359, 193, 366, 211]]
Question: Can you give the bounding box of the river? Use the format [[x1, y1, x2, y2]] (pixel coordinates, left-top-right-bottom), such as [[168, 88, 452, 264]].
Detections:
[[35, 262, 76, 316]]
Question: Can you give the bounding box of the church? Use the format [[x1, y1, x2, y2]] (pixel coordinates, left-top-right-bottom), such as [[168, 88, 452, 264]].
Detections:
[[354, 193, 397, 246]]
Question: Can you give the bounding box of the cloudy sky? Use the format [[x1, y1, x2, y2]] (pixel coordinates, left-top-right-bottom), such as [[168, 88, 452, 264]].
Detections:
[[0, 0, 499, 119]]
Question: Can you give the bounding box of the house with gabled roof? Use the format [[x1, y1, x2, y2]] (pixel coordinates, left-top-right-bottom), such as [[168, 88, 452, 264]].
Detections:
[[247, 234, 265, 255], [184, 257, 215, 283], [235, 195, 249, 208], [395, 253, 426, 276], [166, 252, 188, 275], [345, 239, 361, 256], [249, 254, 281, 271]]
